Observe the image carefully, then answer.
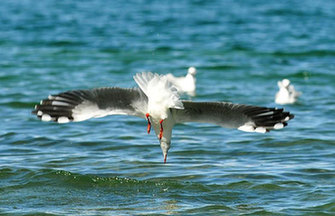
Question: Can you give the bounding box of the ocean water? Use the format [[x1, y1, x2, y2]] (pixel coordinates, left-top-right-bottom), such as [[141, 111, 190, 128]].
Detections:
[[1, 0, 335, 215]]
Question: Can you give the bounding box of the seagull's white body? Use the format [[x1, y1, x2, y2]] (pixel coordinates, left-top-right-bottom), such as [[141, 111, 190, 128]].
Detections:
[[166, 67, 197, 96], [133, 72, 184, 161], [33, 72, 294, 163], [275, 79, 301, 105], [133, 72, 183, 119]]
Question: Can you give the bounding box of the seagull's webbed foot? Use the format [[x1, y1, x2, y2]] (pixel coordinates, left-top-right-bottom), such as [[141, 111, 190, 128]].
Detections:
[[159, 119, 164, 140], [146, 113, 151, 134]]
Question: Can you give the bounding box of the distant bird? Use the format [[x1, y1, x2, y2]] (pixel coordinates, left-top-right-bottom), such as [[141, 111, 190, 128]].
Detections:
[[166, 67, 197, 96], [33, 72, 294, 163], [275, 79, 301, 105]]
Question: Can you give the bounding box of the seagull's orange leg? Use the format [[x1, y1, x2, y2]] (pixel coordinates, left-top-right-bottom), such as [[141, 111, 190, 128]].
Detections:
[[159, 119, 164, 139], [146, 113, 151, 134]]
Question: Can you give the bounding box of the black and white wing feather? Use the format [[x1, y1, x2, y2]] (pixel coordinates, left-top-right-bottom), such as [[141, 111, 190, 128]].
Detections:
[[172, 101, 294, 133], [33, 87, 148, 123]]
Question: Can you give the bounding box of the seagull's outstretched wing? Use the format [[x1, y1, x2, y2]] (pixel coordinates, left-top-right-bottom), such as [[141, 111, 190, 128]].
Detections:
[[172, 101, 294, 133], [33, 87, 148, 123]]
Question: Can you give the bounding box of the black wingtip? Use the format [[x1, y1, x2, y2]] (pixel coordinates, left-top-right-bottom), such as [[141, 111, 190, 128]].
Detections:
[[32, 96, 76, 123], [245, 105, 294, 132], [289, 114, 295, 120]]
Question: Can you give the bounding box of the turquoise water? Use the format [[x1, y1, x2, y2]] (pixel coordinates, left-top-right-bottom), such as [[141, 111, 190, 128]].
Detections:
[[1, 0, 335, 215]]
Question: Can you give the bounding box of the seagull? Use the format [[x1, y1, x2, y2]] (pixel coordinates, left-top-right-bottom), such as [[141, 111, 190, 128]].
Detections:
[[133, 72, 184, 157], [275, 79, 301, 105], [33, 72, 294, 163], [165, 67, 197, 96]]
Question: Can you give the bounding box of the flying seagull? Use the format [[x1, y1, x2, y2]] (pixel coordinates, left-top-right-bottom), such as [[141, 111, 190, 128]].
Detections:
[[166, 67, 197, 96], [33, 72, 294, 163], [275, 79, 301, 105]]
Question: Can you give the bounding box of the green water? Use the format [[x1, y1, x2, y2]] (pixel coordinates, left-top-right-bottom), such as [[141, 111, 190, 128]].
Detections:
[[1, 0, 334, 215]]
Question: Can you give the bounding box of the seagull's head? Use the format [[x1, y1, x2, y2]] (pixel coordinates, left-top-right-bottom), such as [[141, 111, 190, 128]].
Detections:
[[160, 140, 170, 163], [282, 79, 290, 87], [188, 67, 197, 76]]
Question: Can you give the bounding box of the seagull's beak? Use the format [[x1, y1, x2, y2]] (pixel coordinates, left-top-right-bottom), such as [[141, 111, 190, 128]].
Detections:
[[160, 141, 170, 164], [164, 154, 167, 163]]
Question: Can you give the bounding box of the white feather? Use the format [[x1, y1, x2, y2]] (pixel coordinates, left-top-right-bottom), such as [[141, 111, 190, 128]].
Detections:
[[134, 72, 184, 119], [238, 124, 255, 132], [72, 101, 106, 121], [57, 116, 70, 123], [52, 101, 70, 106], [41, 114, 52, 122], [255, 127, 267, 133], [274, 123, 284, 129]]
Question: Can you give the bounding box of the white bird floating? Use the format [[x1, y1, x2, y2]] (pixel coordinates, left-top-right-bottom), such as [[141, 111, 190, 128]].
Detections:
[[275, 79, 301, 105], [165, 67, 197, 96], [33, 72, 294, 163]]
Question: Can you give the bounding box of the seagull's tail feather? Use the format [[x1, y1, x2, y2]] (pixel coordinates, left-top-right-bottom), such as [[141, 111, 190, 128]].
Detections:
[[133, 72, 184, 109], [133, 72, 156, 96]]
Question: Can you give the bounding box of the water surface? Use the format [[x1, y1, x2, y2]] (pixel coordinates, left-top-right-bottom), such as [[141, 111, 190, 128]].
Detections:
[[0, 0, 334, 215]]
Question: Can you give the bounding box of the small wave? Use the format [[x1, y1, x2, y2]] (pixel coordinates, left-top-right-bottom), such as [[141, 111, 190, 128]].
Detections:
[[251, 183, 285, 191], [297, 168, 333, 174], [100, 48, 121, 54], [180, 204, 233, 214], [201, 65, 241, 71], [0, 74, 18, 81], [264, 9, 314, 17], [309, 202, 335, 214], [262, 138, 335, 148], [154, 46, 173, 52], [225, 180, 253, 189], [271, 50, 335, 57], [278, 180, 309, 187], [0, 168, 184, 191], [0, 131, 17, 139], [0, 101, 36, 109], [46, 40, 87, 47]]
